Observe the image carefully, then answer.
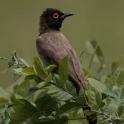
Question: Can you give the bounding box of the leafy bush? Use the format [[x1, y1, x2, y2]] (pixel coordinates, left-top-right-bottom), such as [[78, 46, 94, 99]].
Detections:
[[0, 41, 124, 124]]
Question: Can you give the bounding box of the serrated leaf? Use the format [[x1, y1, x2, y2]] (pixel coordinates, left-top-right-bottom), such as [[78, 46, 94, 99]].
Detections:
[[10, 99, 37, 123], [46, 85, 73, 101], [87, 78, 106, 93], [33, 57, 48, 80]]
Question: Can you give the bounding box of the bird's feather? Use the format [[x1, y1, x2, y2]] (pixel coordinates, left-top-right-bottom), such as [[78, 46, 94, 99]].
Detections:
[[36, 30, 85, 94]]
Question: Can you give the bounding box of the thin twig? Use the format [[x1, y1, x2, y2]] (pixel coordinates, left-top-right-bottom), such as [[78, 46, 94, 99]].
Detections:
[[0, 57, 12, 61]]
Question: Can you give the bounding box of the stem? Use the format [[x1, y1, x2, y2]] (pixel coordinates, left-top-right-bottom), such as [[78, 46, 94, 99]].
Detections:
[[0, 57, 12, 61]]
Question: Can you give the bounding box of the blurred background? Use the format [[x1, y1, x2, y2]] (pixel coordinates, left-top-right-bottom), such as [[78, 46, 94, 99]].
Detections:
[[0, 0, 124, 88]]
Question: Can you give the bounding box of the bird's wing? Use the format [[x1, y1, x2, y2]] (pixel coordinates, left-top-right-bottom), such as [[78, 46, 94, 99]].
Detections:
[[66, 47, 85, 88], [36, 32, 68, 64], [36, 31, 85, 92]]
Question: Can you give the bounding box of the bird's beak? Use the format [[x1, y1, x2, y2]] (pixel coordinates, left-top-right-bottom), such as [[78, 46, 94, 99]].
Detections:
[[61, 12, 74, 19]]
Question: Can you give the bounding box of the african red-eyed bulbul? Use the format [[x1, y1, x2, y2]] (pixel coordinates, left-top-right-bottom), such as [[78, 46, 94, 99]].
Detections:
[[36, 8, 97, 124]]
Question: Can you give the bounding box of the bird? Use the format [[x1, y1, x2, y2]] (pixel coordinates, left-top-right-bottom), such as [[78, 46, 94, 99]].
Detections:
[[36, 8, 97, 124], [36, 8, 85, 95]]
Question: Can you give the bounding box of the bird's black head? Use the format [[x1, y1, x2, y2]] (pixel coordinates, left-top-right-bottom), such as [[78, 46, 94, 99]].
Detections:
[[39, 8, 73, 33]]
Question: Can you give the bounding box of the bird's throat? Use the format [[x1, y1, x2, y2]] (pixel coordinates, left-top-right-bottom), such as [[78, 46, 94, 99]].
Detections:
[[39, 16, 61, 35]]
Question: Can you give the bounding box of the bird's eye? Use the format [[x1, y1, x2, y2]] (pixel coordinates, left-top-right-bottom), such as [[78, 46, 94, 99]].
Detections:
[[52, 12, 59, 19]]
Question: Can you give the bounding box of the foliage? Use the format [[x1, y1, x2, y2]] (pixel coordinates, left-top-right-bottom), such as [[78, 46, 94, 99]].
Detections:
[[0, 40, 124, 124]]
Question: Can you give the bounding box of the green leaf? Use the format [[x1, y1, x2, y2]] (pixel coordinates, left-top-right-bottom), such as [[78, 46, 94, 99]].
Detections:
[[117, 70, 124, 85], [120, 85, 124, 99], [46, 85, 73, 101], [86, 40, 104, 64], [57, 101, 80, 114], [58, 56, 69, 84], [45, 64, 56, 73], [0, 98, 8, 105], [13, 77, 37, 98], [111, 61, 120, 74], [10, 99, 37, 124], [95, 91, 102, 107], [117, 105, 124, 116], [3, 51, 124, 124], [87, 78, 106, 93], [33, 57, 48, 80], [37, 115, 68, 124], [0, 88, 9, 104], [83, 68, 91, 77], [35, 94, 58, 115], [68, 120, 87, 124], [22, 67, 35, 75], [0, 105, 10, 124], [13, 67, 35, 76], [33, 84, 73, 104]]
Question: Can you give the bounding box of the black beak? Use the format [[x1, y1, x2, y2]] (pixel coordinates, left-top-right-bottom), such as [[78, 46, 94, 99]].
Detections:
[[61, 12, 74, 19]]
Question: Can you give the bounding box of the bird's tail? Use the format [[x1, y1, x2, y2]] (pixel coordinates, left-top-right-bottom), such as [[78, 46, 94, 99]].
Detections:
[[81, 92, 97, 124], [74, 81, 97, 124]]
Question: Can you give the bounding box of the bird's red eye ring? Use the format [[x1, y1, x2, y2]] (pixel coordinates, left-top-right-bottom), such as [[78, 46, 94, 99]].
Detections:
[[52, 12, 59, 19]]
